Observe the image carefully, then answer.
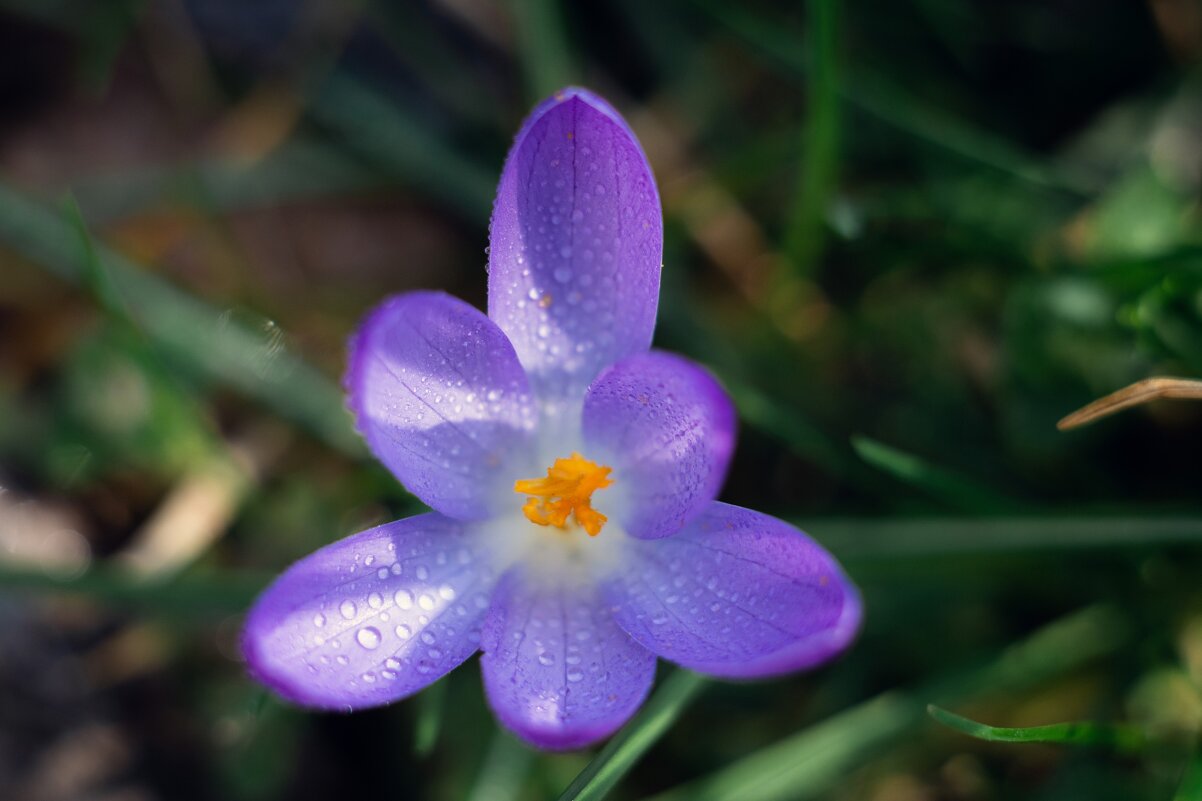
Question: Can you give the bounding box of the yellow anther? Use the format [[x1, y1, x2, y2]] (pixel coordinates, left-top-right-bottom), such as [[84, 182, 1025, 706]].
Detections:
[[514, 452, 613, 536]]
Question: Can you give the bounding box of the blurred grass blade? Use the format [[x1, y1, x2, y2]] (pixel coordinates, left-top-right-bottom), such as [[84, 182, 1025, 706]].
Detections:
[[851, 436, 1022, 513], [693, 0, 1092, 194], [64, 194, 132, 325], [558, 670, 708, 801], [785, 0, 839, 275], [1175, 749, 1202, 801], [305, 72, 495, 221], [74, 138, 384, 224], [511, 0, 578, 101], [414, 679, 448, 757], [0, 563, 264, 618], [927, 705, 1146, 753], [643, 605, 1128, 801], [813, 516, 1202, 561], [726, 379, 860, 481], [466, 731, 533, 801], [0, 181, 361, 454]]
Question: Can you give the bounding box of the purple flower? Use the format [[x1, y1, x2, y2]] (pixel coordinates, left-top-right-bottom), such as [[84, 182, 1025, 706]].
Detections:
[[242, 88, 862, 750]]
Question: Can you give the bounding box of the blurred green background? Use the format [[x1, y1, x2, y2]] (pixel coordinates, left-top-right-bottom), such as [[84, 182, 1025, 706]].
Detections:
[[1, 0, 1201, 799]]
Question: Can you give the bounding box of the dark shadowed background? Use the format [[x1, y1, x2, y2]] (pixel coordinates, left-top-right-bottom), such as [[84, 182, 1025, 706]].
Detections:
[[1, 1, 1201, 799]]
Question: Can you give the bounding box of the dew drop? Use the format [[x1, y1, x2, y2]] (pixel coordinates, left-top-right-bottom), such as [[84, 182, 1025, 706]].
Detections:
[[313, 613, 326, 628], [395, 624, 413, 640], [368, 592, 384, 609], [438, 585, 457, 601], [418, 593, 436, 611], [567, 669, 584, 682], [356, 627, 382, 650], [339, 600, 357, 619], [395, 589, 414, 609]]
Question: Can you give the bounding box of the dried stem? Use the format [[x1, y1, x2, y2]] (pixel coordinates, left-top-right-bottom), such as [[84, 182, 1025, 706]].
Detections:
[[1057, 377, 1202, 431]]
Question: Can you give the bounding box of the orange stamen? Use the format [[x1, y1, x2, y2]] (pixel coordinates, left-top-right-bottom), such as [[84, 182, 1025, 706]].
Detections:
[[514, 452, 613, 536]]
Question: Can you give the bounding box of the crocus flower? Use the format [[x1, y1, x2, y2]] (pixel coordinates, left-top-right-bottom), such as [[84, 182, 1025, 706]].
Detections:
[[243, 87, 862, 750]]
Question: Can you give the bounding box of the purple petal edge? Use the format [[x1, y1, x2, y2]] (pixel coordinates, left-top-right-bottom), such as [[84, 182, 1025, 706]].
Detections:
[[583, 351, 736, 540], [242, 514, 497, 710], [488, 87, 663, 404], [344, 291, 538, 520], [480, 566, 656, 750], [605, 502, 862, 679]]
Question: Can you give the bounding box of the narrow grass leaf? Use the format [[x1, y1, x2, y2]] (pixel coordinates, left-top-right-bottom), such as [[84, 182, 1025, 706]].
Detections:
[[642, 605, 1128, 801], [558, 670, 708, 801], [692, 0, 1093, 194], [811, 516, 1202, 561], [785, 0, 839, 276], [305, 72, 495, 221], [1175, 749, 1202, 801], [927, 705, 1146, 753], [415, 679, 449, 757], [0, 562, 265, 618], [851, 435, 1022, 513], [510, 0, 578, 101], [0, 181, 361, 454], [466, 731, 534, 801]]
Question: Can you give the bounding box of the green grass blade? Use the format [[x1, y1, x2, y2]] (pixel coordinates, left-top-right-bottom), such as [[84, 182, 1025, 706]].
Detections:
[[1175, 749, 1202, 801], [811, 516, 1202, 561], [466, 731, 534, 801], [305, 72, 495, 221], [414, 679, 448, 757], [557, 670, 708, 801], [725, 379, 860, 481], [510, 0, 578, 101], [693, 0, 1092, 194], [74, 138, 384, 224], [642, 605, 1128, 801], [927, 705, 1146, 753], [0, 562, 265, 618], [785, 0, 839, 276], [0, 181, 361, 454], [851, 436, 1023, 513]]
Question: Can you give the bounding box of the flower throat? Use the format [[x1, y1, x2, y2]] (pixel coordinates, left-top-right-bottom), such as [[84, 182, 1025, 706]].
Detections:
[[514, 453, 613, 536]]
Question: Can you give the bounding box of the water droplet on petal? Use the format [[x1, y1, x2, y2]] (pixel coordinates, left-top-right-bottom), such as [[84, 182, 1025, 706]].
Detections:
[[357, 627, 382, 650], [340, 600, 357, 619]]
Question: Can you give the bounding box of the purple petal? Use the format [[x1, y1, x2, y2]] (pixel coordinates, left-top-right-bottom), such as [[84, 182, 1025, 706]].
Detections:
[[243, 514, 499, 710], [583, 352, 736, 539], [488, 87, 663, 405], [346, 291, 539, 520], [604, 502, 861, 678], [480, 566, 656, 750]]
